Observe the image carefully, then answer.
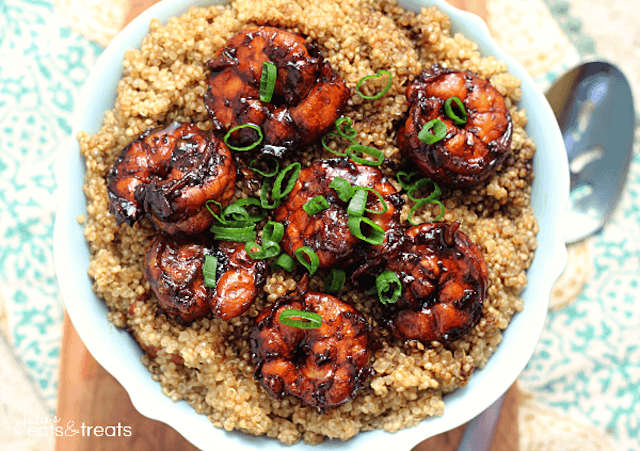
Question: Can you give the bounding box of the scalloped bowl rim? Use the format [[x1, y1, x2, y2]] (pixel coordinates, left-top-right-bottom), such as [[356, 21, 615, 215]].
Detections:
[[53, 0, 568, 449]]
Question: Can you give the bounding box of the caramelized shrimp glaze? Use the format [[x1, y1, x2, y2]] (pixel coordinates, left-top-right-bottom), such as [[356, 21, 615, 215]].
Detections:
[[273, 158, 404, 275], [398, 65, 512, 187], [250, 276, 372, 409], [381, 222, 489, 343], [107, 122, 237, 235], [204, 26, 350, 157], [144, 234, 266, 322]]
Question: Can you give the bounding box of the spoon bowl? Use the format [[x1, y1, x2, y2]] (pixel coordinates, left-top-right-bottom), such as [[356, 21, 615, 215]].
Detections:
[[545, 61, 635, 244]]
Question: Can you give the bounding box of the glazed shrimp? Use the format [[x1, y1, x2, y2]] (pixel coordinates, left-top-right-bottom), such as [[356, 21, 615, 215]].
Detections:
[[210, 240, 267, 320], [107, 122, 236, 236], [250, 276, 372, 408], [398, 65, 512, 187], [144, 234, 266, 322], [381, 222, 488, 342], [204, 26, 350, 157], [273, 158, 404, 274]]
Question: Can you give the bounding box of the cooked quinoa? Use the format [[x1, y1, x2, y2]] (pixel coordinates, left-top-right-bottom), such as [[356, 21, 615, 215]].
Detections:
[[78, 0, 538, 445]]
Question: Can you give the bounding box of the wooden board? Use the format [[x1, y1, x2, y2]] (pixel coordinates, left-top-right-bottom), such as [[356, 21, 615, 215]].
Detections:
[[56, 1, 517, 450]]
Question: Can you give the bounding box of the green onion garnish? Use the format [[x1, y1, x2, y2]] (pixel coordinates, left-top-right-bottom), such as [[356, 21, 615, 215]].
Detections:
[[324, 269, 346, 294], [354, 187, 388, 215], [347, 216, 385, 245], [279, 308, 322, 329], [355, 70, 393, 100], [272, 163, 301, 200], [347, 188, 368, 217], [329, 176, 355, 202], [375, 270, 402, 305], [249, 157, 280, 177], [335, 116, 357, 139], [444, 96, 467, 125], [260, 178, 281, 210], [321, 117, 358, 156], [203, 255, 218, 288], [270, 252, 297, 272], [408, 198, 445, 226], [223, 198, 266, 223], [245, 241, 281, 260], [346, 144, 385, 166], [262, 221, 284, 247], [259, 61, 277, 103], [223, 123, 264, 151], [404, 177, 445, 225], [321, 132, 350, 156], [303, 195, 330, 216], [209, 222, 257, 242], [295, 246, 320, 276], [418, 119, 447, 145], [407, 178, 442, 203], [245, 221, 284, 260], [207, 198, 264, 241], [396, 171, 419, 191], [205, 199, 225, 223]]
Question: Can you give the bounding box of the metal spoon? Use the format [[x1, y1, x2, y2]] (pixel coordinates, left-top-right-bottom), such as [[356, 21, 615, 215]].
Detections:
[[455, 61, 635, 451], [548, 61, 635, 244]]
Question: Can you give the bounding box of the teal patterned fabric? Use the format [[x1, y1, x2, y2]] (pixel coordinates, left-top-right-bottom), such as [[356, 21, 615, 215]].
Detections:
[[0, 0, 101, 410], [520, 129, 640, 451], [519, 3, 640, 450], [0, 0, 638, 449]]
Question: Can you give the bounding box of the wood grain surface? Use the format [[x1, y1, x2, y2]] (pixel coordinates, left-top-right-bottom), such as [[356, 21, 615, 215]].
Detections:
[[56, 1, 516, 450]]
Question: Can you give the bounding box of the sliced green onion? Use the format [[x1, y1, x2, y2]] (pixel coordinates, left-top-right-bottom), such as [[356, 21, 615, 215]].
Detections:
[[259, 61, 277, 103], [203, 255, 218, 288], [209, 222, 257, 242], [335, 116, 357, 139], [270, 252, 297, 272], [321, 132, 350, 156], [355, 186, 388, 215], [223, 198, 266, 223], [355, 70, 393, 100], [295, 246, 320, 276], [418, 119, 447, 145], [260, 179, 281, 210], [303, 195, 330, 216], [408, 198, 446, 226], [223, 123, 263, 151], [444, 96, 467, 125], [396, 171, 419, 191], [262, 221, 284, 247], [347, 188, 368, 217], [272, 163, 301, 200], [324, 269, 346, 294], [279, 308, 322, 330], [320, 117, 358, 155], [205, 199, 225, 223], [347, 216, 385, 245], [329, 176, 354, 202], [407, 178, 442, 203], [346, 144, 385, 166], [245, 241, 281, 260], [375, 270, 402, 305], [249, 157, 279, 177]]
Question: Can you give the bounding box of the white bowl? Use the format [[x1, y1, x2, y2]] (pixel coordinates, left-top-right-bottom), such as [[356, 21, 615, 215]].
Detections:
[[53, 1, 569, 449]]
